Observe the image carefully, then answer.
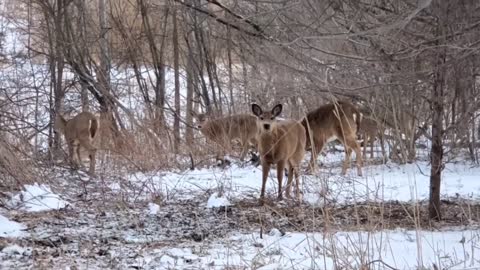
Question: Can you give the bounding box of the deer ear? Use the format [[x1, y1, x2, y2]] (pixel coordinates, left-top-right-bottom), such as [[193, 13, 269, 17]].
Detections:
[[271, 104, 283, 117], [251, 104, 263, 117]]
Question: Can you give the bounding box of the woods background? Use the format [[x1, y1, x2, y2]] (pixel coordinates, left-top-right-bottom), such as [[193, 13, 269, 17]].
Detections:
[[1, 0, 480, 220]]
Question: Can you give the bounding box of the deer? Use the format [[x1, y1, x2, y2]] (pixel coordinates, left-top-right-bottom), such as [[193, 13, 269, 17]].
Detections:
[[54, 111, 99, 175], [301, 101, 363, 176], [251, 103, 306, 203], [358, 116, 386, 161], [193, 112, 258, 164]]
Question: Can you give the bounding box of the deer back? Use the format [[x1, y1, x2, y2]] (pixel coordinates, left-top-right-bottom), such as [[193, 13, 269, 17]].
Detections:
[[201, 114, 257, 143], [302, 101, 361, 147], [63, 112, 99, 143]]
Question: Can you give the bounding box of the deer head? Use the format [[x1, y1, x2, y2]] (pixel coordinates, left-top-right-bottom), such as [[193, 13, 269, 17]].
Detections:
[[54, 114, 68, 135], [251, 104, 283, 132]]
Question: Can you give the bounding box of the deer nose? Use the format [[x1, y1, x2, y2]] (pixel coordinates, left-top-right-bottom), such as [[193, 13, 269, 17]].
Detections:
[[263, 124, 270, 130]]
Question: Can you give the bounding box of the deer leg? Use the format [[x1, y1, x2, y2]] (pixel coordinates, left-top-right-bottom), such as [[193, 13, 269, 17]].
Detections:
[[285, 164, 294, 199], [370, 136, 375, 159], [309, 139, 325, 173], [239, 140, 249, 162], [362, 134, 367, 161], [74, 144, 83, 168], [260, 161, 270, 204], [78, 138, 97, 176], [341, 147, 352, 175], [88, 148, 97, 175], [294, 166, 301, 201], [379, 134, 387, 163], [276, 160, 285, 200], [67, 142, 78, 170], [349, 138, 363, 176]]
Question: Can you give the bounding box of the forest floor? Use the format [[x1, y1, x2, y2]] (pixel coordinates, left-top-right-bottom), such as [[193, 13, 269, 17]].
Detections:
[[1, 150, 480, 269]]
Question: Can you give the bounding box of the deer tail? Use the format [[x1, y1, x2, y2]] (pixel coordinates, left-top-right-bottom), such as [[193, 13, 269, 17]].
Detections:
[[90, 117, 99, 139], [354, 110, 363, 134]]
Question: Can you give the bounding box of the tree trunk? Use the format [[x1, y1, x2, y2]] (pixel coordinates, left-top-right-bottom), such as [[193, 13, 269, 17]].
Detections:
[[139, 0, 168, 135], [191, 0, 212, 114], [172, 5, 181, 153], [76, 0, 89, 112], [429, 13, 447, 220], [185, 42, 195, 146], [227, 27, 234, 114], [50, 0, 65, 159]]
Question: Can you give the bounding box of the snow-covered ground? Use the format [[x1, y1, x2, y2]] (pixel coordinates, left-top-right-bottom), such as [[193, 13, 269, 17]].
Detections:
[[135, 228, 480, 270], [8, 183, 69, 212], [124, 159, 480, 205], [1, 156, 480, 269], [0, 214, 26, 238]]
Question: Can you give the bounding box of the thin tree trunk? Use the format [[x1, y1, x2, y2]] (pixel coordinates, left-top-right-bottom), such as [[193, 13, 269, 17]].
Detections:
[[172, 5, 181, 153], [227, 27, 234, 114], [76, 0, 89, 111], [429, 13, 447, 220], [191, 0, 212, 114], [52, 0, 65, 159], [139, 0, 168, 135], [185, 43, 195, 146]]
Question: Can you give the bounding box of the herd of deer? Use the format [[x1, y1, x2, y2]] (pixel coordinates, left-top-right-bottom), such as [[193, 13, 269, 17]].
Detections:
[[54, 100, 383, 203]]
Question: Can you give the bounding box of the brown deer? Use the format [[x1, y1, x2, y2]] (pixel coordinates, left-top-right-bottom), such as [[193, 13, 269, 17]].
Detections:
[[251, 104, 306, 202], [194, 112, 258, 163], [54, 111, 99, 175], [358, 117, 386, 161], [301, 101, 363, 176]]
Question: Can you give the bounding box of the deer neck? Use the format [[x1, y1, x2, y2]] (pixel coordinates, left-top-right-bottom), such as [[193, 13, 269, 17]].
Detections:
[[259, 125, 280, 146]]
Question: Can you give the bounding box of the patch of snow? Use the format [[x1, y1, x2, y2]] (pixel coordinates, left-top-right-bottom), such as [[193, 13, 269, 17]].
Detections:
[[268, 228, 283, 237], [206, 192, 231, 208], [136, 228, 480, 269], [147, 203, 160, 215], [1, 244, 31, 256], [130, 161, 480, 206], [9, 184, 69, 212], [0, 214, 27, 238]]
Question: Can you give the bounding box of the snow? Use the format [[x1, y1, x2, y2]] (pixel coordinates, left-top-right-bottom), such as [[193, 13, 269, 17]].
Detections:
[[1, 245, 31, 256], [206, 192, 231, 208], [135, 229, 480, 269], [9, 184, 69, 212], [127, 160, 480, 205], [147, 202, 160, 215], [0, 214, 26, 238]]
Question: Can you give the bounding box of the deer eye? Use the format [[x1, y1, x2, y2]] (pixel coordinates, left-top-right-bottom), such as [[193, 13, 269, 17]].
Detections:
[[260, 117, 264, 120], [270, 117, 275, 120]]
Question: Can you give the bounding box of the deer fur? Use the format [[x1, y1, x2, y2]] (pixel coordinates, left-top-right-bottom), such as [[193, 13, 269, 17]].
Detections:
[[301, 101, 363, 176], [54, 111, 99, 175], [252, 104, 306, 202], [358, 116, 386, 160], [194, 113, 258, 162]]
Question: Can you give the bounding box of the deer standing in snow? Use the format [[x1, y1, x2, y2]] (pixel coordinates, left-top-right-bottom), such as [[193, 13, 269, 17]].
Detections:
[[301, 101, 363, 176], [251, 104, 306, 203], [54, 111, 99, 175], [194, 112, 258, 164], [358, 116, 386, 161]]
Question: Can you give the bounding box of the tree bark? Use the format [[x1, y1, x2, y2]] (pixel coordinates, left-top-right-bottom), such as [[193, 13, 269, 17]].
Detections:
[[139, 0, 168, 135], [429, 5, 448, 220], [185, 42, 195, 146], [172, 5, 181, 153]]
